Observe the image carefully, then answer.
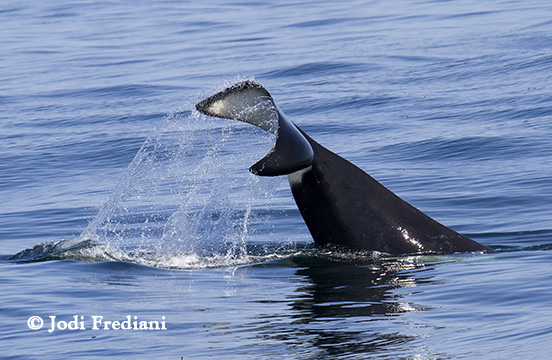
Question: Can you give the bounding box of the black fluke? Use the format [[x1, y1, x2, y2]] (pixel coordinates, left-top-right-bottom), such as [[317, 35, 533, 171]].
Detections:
[[196, 81, 493, 255]]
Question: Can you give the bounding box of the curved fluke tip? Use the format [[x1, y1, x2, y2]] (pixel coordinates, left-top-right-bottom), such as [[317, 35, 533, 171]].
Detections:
[[196, 81, 277, 132], [196, 81, 314, 176]]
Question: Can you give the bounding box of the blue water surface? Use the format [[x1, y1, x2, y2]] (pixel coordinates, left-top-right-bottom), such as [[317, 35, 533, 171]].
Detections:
[[1, 0, 551, 359]]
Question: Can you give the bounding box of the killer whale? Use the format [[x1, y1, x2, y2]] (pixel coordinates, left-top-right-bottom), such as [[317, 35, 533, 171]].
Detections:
[[196, 81, 492, 255]]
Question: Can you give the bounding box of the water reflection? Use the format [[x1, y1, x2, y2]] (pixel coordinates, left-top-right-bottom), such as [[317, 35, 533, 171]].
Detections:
[[284, 255, 435, 358]]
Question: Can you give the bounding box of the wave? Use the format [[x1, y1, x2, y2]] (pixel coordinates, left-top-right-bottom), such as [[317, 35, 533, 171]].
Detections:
[[6, 234, 117, 263], [6, 232, 472, 270], [378, 135, 546, 162], [4, 233, 300, 269]]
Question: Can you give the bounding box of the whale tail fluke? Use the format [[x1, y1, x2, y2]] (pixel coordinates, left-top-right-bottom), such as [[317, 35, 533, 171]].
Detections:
[[196, 81, 493, 255], [196, 81, 314, 176], [196, 81, 277, 132]]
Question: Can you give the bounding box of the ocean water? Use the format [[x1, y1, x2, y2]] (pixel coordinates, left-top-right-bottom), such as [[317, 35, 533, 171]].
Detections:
[[1, 0, 552, 359]]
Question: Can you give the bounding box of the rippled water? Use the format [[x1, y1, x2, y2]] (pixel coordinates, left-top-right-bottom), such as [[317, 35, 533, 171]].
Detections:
[[1, 0, 552, 359]]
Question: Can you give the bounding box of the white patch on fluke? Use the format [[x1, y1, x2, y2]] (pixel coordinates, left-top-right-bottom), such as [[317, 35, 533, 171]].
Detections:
[[206, 89, 278, 133]]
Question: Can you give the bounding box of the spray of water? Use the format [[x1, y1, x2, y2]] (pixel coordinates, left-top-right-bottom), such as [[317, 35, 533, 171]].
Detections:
[[82, 102, 284, 267], [9, 81, 306, 268]]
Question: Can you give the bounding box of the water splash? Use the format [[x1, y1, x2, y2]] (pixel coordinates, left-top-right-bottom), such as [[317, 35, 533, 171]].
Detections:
[[86, 105, 279, 265], [8, 89, 291, 268]]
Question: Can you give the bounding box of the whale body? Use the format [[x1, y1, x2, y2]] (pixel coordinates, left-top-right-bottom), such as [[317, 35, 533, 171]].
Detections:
[[196, 81, 492, 255]]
